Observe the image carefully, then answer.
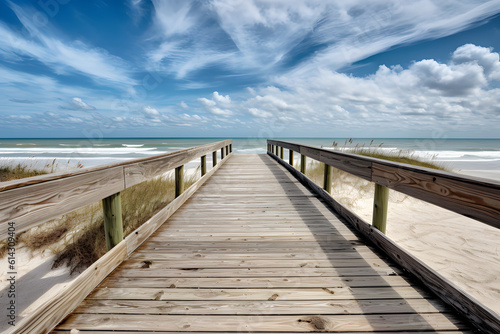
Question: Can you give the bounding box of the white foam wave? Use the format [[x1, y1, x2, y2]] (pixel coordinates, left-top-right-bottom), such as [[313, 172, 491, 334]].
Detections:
[[122, 144, 144, 148], [0, 147, 159, 155], [235, 147, 267, 154]]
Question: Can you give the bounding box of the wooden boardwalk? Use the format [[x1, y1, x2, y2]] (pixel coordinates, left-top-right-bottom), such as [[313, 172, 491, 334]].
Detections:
[[51, 154, 472, 333]]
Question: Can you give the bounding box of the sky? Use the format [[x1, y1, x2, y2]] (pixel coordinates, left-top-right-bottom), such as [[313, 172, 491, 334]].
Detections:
[[1, 0, 500, 138]]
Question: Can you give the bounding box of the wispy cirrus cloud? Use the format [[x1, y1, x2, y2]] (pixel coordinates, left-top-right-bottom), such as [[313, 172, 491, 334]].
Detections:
[[144, 0, 500, 80], [0, 2, 136, 87]]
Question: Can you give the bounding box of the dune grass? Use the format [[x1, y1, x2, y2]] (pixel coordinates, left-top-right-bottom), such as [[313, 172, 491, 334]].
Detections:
[[330, 139, 449, 170], [300, 139, 448, 212], [1, 163, 201, 273], [0, 164, 48, 182]]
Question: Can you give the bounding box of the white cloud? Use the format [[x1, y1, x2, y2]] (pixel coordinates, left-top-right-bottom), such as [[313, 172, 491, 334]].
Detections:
[[452, 44, 500, 80], [0, 3, 135, 86], [143, 106, 160, 116], [198, 92, 233, 116], [236, 43, 500, 134], [146, 0, 500, 80], [71, 97, 96, 111]]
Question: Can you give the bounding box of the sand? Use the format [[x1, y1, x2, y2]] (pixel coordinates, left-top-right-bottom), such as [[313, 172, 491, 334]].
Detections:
[[1, 166, 499, 333]]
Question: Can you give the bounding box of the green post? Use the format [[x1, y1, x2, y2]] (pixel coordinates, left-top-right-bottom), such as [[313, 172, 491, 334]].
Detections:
[[372, 184, 389, 234], [300, 154, 306, 174], [102, 192, 123, 251], [221, 147, 225, 159], [226, 145, 229, 156], [323, 163, 332, 194], [175, 165, 184, 197], [230, 144, 232, 153], [289, 150, 294, 166], [201, 155, 207, 176], [212, 151, 217, 167], [280, 147, 284, 159]]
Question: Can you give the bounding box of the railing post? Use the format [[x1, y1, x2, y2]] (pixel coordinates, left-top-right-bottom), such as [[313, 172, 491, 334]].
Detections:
[[102, 192, 123, 251], [289, 150, 294, 166], [300, 154, 306, 174], [175, 165, 184, 197], [212, 151, 217, 167], [372, 184, 389, 234], [221, 147, 225, 159], [225, 145, 228, 156], [323, 163, 332, 194], [229, 144, 232, 153], [280, 147, 284, 159], [201, 155, 207, 176]]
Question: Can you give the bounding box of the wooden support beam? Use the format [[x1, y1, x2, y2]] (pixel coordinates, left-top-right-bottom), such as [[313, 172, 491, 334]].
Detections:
[[280, 146, 284, 159], [289, 150, 294, 166], [102, 192, 123, 251], [323, 163, 333, 194], [221, 147, 225, 159], [225, 145, 229, 156], [212, 151, 217, 167], [201, 155, 207, 176], [300, 154, 306, 174], [373, 184, 389, 234], [229, 144, 232, 153], [175, 165, 184, 197]]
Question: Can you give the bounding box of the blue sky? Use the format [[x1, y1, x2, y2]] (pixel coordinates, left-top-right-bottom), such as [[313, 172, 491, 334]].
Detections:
[[1, 0, 500, 138]]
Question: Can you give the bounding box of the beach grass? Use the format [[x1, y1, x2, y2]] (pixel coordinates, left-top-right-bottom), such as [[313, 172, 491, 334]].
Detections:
[[0, 164, 201, 273], [0, 163, 48, 182]]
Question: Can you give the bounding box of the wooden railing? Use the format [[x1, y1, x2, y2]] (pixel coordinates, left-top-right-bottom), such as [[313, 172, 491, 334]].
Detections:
[[0, 140, 232, 244], [1, 140, 233, 334], [267, 139, 500, 333]]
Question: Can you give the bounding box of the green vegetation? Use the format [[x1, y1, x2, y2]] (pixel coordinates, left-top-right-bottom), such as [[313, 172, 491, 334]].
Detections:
[[0, 163, 200, 273], [0, 164, 48, 182], [330, 139, 449, 170]]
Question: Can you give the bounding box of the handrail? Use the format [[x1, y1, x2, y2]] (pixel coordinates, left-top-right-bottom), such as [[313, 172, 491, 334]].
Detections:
[[268, 139, 500, 231], [0, 140, 232, 242], [267, 139, 500, 333]]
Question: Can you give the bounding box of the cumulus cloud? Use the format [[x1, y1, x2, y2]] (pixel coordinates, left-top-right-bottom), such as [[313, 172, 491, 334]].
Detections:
[[237, 43, 500, 134], [71, 97, 96, 111], [198, 91, 233, 116], [143, 106, 160, 117]]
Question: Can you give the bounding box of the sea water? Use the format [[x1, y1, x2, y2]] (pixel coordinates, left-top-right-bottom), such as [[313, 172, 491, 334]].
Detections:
[[0, 138, 498, 180]]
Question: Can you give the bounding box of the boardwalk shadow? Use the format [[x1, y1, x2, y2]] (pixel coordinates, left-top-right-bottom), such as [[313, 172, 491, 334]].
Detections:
[[257, 153, 463, 332]]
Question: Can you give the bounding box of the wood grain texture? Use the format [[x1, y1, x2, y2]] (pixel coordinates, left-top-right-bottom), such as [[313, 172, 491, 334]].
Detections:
[[268, 139, 500, 230], [9, 144, 231, 333], [269, 151, 498, 334], [55, 314, 466, 332], [12, 242, 128, 334], [52, 154, 472, 334], [0, 140, 231, 241]]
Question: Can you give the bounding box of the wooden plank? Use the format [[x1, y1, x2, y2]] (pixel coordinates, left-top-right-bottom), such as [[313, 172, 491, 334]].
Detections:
[[123, 140, 231, 188], [124, 153, 232, 255], [0, 166, 125, 240], [87, 286, 429, 300], [12, 242, 128, 334], [119, 258, 390, 269], [74, 298, 447, 315], [109, 267, 401, 278], [269, 152, 498, 333], [99, 275, 414, 288], [372, 162, 500, 230], [55, 314, 466, 332], [11, 150, 232, 334], [51, 331, 473, 334]]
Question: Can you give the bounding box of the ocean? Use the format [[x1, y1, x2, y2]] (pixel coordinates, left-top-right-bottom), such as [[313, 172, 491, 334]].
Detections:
[[0, 138, 499, 180]]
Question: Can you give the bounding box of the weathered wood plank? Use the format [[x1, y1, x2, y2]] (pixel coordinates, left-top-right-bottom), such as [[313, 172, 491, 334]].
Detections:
[[0, 166, 125, 240], [100, 275, 414, 288], [88, 286, 429, 300], [109, 267, 400, 278], [269, 151, 497, 333], [55, 314, 466, 332], [74, 298, 447, 315]]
